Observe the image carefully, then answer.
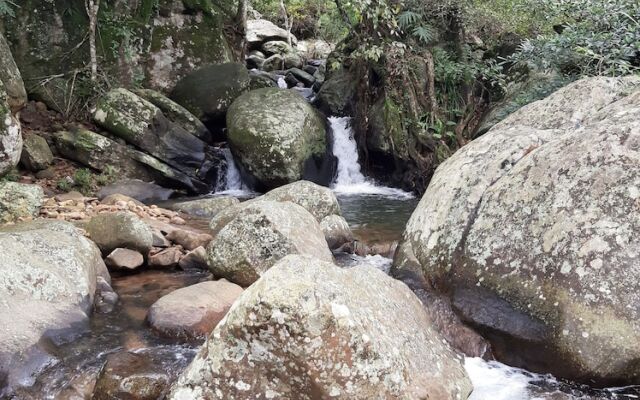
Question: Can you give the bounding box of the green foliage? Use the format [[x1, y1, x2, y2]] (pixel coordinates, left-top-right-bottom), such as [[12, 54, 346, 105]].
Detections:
[[0, 0, 16, 17], [510, 0, 640, 76], [73, 169, 94, 195], [95, 165, 118, 186], [0, 168, 20, 182], [56, 178, 72, 192]]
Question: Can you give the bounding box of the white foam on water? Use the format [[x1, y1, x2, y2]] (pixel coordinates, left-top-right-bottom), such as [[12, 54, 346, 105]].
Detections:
[[277, 76, 288, 89], [329, 116, 414, 199], [214, 148, 254, 196]]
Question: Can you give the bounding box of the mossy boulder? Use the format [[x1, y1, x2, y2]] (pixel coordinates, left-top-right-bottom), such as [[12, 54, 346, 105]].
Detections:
[[400, 76, 640, 385], [315, 69, 358, 117], [0, 33, 26, 112], [226, 88, 334, 190], [206, 200, 333, 287], [0, 182, 44, 223], [0, 81, 22, 177], [170, 63, 251, 128], [85, 211, 154, 255], [20, 134, 53, 172], [133, 89, 212, 142]]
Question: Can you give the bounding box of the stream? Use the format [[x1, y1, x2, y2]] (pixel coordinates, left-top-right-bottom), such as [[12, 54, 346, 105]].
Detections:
[[9, 118, 640, 399]]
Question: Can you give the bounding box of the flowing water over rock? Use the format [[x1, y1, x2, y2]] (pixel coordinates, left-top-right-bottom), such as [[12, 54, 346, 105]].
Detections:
[[214, 148, 253, 197]]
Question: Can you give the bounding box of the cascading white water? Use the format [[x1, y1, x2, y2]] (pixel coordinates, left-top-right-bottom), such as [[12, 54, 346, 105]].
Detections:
[[329, 116, 413, 198], [277, 76, 288, 89], [215, 148, 251, 195]]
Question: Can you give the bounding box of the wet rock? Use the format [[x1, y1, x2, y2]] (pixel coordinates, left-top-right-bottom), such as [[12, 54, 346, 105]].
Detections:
[[20, 134, 53, 171], [169, 255, 472, 399], [0, 81, 22, 177], [93, 88, 208, 183], [0, 221, 103, 394], [315, 69, 358, 117], [289, 67, 316, 86], [93, 351, 170, 400], [105, 248, 145, 271], [85, 212, 153, 255], [320, 214, 354, 249], [166, 229, 213, 251], [170, 63, 250, 128], [97, 180, 174, 204], [94, 275, 119, 314], [147, 280, 243, 339], [0, 182, 44, 223], [227, 88, 332, 190], [148, 247, 183, 269], [246, 19, 297, 49], [178, 246, 208, 270], [133, 88, 211, 142], [207, 200, 332, 286], [400, 76, 640, 384], [262, 54, 285, 71], [169, 196, 239, 219]]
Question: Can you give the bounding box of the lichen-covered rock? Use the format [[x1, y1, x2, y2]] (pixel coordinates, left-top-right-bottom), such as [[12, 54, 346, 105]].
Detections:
[[133, 88, 212, 142], [0, 182, 44, 223], [207, 201, 332, 286], [0, 81, 22, 177], [0, 221, 103, 394], [400, 76, 640, 385], [227, 88, 333, 190], [85, 212, 153, 255], [262, 180, 341, 221], [0, 33, 27, 111], [147, 280, 243, 339], [20, 134, 53, 171], [169, 196, 239, 219], [169, 255, 472, 399], [170, 63, 251, 127], [54, 129, 208, 193], [93, 88, 208, 179], [320, 214, 354, 249], [246, 19, 297, 49]]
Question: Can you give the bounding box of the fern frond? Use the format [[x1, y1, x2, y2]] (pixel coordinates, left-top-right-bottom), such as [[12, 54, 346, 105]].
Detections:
[[397, 10, 421, 29]]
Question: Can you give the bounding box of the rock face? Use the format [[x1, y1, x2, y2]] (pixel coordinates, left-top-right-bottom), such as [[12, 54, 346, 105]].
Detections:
[[20, 134, 53, 171], [227, 88, 333, 190], [400, 76, 640, 385], [0, 182, 43, 223], [0, 221, 103, 394], [147, 280, 243, 339], [169, 255, 472, 399], [0, 33, 27, 111], [85, 212, 154, 255], [207, 201, 332, 286], [170, 63, 251, 128], [0, 81, 22, 177]]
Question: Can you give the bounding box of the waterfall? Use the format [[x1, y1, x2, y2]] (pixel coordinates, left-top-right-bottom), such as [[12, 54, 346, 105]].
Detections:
[[277, 76, 287, 89], [215, 148, 250, 194], [329, 116, 413, 198]]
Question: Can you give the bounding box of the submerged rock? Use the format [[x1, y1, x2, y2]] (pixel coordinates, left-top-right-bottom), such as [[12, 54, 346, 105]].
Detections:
[[400, 76, 640, 385], [227, 88, 333, 190], [85, 212, 153, 255], [207, 200, 332, 286], [169, 255, 472, 399], [0, 221, 103, 395], [0, 182, 43, 223], [147, 280, 243, 339], [93, 351, 170, 400]]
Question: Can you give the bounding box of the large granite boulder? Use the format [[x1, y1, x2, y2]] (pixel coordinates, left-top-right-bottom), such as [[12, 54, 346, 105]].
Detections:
[[170, 63, 251, 128], [169, 255, 472, 399], [0, 221, 103, 395], [20, 134, 53, 172], [0, 81, 22, 177], [315, 69, 358, 117], [227, 88, 334, 190], [246, 19, 297, 49], [85, 212, 154, 255], [0, 182, 43, 223], [399, 76, 640, 385], [207, 200, 332, 286], [0, 33, 27, 112]]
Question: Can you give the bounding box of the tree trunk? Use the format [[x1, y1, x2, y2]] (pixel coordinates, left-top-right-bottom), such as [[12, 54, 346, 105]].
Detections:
[[236, 0, 248, 58], [85, 0, 100, 82]]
